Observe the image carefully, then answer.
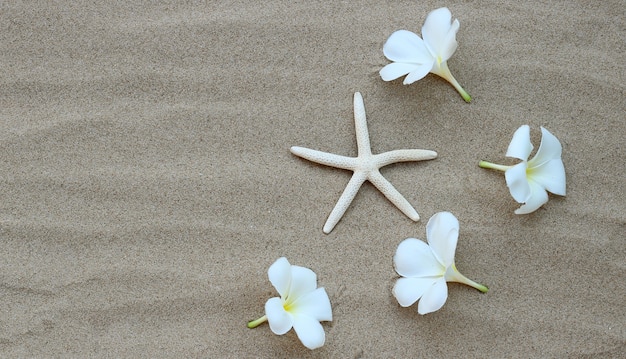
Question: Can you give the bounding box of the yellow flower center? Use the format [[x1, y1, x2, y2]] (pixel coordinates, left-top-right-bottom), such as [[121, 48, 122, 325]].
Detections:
[[282, 297, 296, 313]]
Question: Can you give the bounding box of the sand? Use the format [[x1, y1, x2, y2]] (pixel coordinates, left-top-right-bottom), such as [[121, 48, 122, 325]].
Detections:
[[1, 1, 624, 357]]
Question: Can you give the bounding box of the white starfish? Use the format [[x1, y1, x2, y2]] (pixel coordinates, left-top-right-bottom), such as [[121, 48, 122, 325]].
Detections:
[[291, 92, 437, 234]]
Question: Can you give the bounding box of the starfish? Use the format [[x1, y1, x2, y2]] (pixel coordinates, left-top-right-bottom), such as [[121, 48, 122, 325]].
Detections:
[[291, 92, 437, 234]]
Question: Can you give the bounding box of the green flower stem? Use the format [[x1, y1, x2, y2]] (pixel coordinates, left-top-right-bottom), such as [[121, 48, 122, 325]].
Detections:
[[447, 265, 489, 293], [247, 315, 267, 329], [448, 75, 471, 103], [478, 160, 511, 172], [460, 276, 489, 293], [437, 61, 471, 103]]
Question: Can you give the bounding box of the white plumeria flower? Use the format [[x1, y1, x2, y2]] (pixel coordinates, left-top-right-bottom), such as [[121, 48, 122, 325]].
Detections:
[[380, 7, 471, 102], [479, 125, 566, 214], [393, 212, 488, 315], [247, 257, 332, 350]]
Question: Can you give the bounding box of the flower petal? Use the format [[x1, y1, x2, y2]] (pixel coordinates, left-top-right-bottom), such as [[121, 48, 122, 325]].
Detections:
[[380, 62, 420, 82], [528, 127, 566, 196], [417, 278, 448, 315], [426, 212, 459, 267], [506, 125, 533, 161], [393, 277, 436, 307], [402, 61, 435, 84], [291, 287, 332, 322], [286, 265, 317, 302], [528, 127, 562, 167], [514, 180, 549, 214], [383, 30, 432, 64], [421, 8, 456, 59], [505, 161, 531, 203], [530, 158, 566, 196], [394, 238, 444, 278], [265, 297, 293, 335], [379, 61, 432, 85], [292, 314, 326, 350], [268, 257, 291, 297], [438, 19, 459, 62]]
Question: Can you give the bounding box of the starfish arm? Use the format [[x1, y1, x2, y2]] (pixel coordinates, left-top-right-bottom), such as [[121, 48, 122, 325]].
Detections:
[[353, 92, 372, 157], [290, 146, 358, 170], [323, 171, 368, 233], [367, 170, 420, 221], [374, 149, 438, 167]]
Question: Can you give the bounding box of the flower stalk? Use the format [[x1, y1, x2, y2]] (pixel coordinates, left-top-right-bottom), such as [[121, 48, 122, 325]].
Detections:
[[247, 315, 267, 329], [445, 265, 488, 293], [449, 76, 471, 103], [478, 160, 511, 172], [436, 61, 471, 102]]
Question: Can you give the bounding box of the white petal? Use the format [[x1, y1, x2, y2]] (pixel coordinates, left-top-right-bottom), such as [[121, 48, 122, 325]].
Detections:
[[527, 127, 566, 195], [506, 125, 533, 161], [268, 257, 291, 297], [505, 162, 531, 203], [530, 158, 566, 196], [394, 238, 444, 278], [514, 180, 549, 214], [528, 127, 563, 167], [291, 287, 332, 322], [383, 30, 433, 64], [292, 314, 326, 350], [265, 297, 293, 335], [439, 19, 459, 62], [417, 278, 448, 315], [286, 265, 317, 302], [426, 212, 459, 267], [380, 62, 420, 82], [403, 61, 435, 84], [421, 8, 456, 58], [393, 277, 436, 307]]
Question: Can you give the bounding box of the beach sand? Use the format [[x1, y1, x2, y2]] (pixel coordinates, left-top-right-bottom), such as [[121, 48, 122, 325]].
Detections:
[[1, 1, 624, 357]]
